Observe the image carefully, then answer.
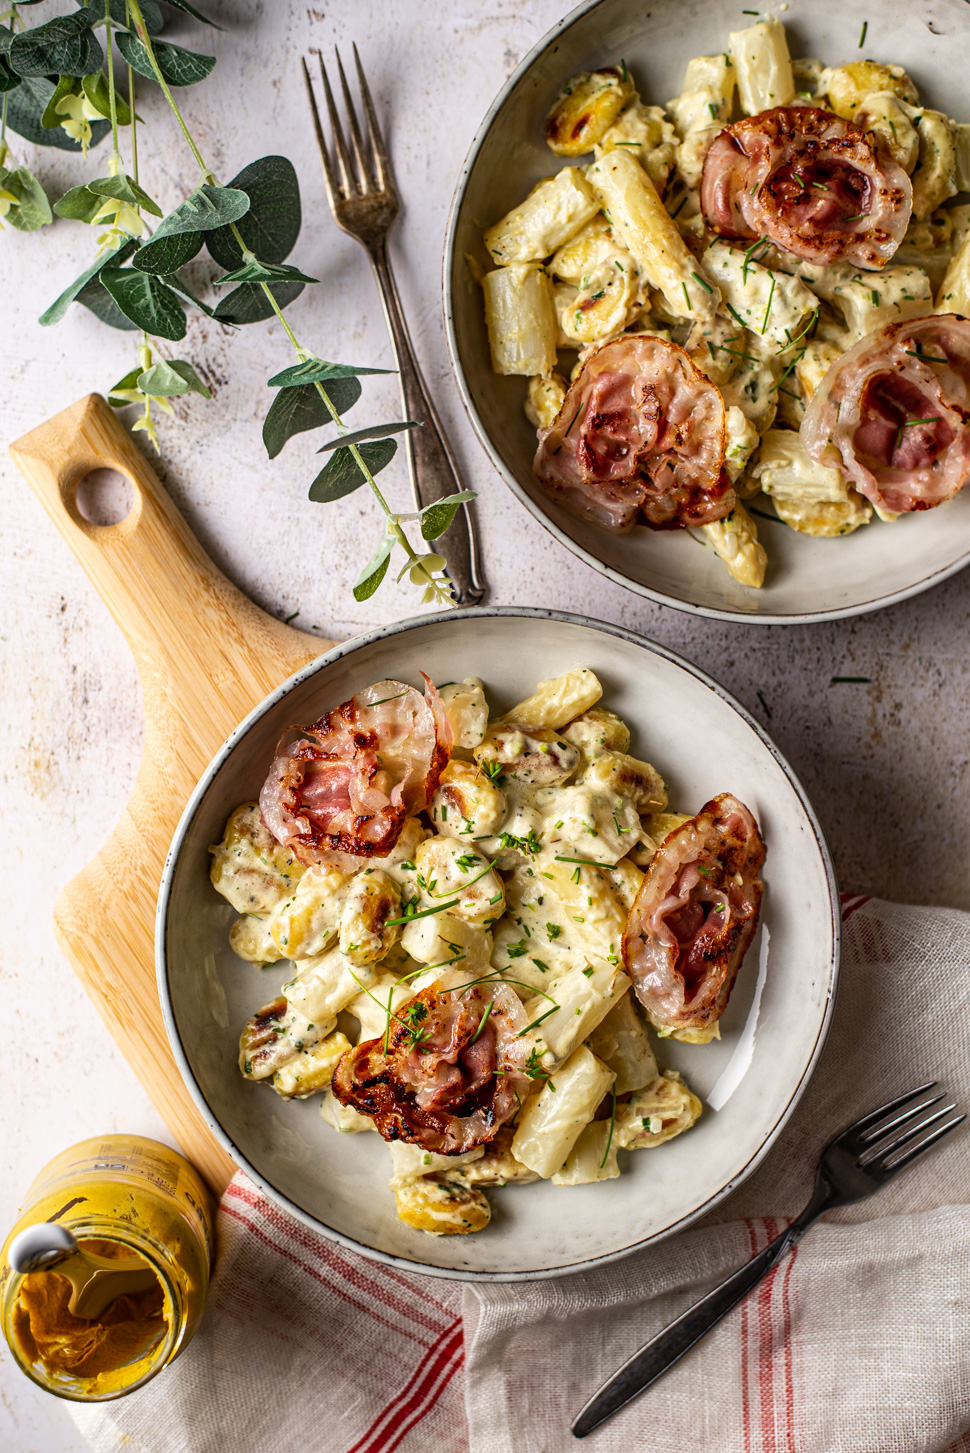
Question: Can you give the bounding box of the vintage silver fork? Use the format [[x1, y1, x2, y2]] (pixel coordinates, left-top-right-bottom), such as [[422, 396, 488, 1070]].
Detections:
[[573, 1081, 966, 1438], [302, 49, 485, 607]]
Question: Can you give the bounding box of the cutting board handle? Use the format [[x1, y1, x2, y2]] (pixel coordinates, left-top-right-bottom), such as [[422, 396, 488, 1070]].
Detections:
[[9, 393, 306, 699], [10, 394, 328, 1193]]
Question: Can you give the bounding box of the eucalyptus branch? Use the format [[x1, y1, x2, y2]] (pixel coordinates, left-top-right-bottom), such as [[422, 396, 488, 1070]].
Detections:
[[128, 0, 210, 178], [103, 0, 119, 161]]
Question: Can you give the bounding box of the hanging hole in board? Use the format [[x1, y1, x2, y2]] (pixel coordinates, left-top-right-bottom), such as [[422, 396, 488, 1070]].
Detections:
[[75, 469, 134, 526]]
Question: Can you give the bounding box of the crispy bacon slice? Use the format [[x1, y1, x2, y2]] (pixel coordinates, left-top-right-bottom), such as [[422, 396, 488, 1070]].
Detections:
[[622, 793, 765, 1036], [331, 974, 535, 1154], [801, 315, 970, 514], [533, 336, 732, 531], [701, 106, 911, 270], [259, 675, 452, 865]]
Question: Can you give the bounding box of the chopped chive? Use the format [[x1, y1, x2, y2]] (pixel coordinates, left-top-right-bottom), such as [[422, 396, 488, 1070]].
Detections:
[[757, 690, 772, 718], [760, 274, 776, 334], [725, 301, 748, 330], [468, 1001, 494, 1045], [599, 1084, 618, 1168], [386, 897, 462, 925], [283, 609, 299, 623], [368, 690, 410, 706], [830, 675, 871, 683], [858, 19, 868, 47], [682, 281, 692, 312], [692, 270, 714, 295], [905, 349, 947, 363]]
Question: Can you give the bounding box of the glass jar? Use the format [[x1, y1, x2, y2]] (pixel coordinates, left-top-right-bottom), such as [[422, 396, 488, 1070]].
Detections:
[[1, 1135, 215, 1401]]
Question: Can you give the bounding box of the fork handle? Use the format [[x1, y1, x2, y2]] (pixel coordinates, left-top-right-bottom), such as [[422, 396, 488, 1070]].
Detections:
[[571, 1196, 828, 1439], [367, 242, 486, 606]]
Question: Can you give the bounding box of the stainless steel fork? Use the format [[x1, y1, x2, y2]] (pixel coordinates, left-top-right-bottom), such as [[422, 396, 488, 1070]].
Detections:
[[302, 48, 486, 607], [572, 1082, 966, 1439]]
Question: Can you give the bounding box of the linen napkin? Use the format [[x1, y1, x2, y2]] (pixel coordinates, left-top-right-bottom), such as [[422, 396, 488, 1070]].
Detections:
[[68, 897, 970, 1453]]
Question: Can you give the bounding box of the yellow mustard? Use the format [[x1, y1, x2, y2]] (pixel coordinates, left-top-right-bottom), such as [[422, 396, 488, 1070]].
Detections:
[[1, 1135, 215, 1401]]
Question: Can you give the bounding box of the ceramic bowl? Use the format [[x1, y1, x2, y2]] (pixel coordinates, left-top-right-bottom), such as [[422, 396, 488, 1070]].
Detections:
[[157, 609, 840, 1280], [443, 0, 970, 623]]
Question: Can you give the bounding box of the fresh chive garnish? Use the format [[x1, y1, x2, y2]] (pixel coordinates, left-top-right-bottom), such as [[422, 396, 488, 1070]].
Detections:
[[757, 690, 772, 718], [858, 19, 868, 47], [682, 281, 692, 312], [830, 675, 871, 683], [692, 270, 714, 294], [368, 690, 410, 706], [904, 349, 947, 363], [599, 1084, 618, 1168], [386, 897, 462, 925], [760, 274, 776, 334], [468, 1001, 494, 1045]]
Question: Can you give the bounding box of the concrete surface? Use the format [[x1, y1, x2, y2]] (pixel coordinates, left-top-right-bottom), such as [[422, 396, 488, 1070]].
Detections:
[[1, 0, 968, 1447]]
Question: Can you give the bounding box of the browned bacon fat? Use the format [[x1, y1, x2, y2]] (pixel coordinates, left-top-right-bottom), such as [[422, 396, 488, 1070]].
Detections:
[[331, 975, 535, 1154], [622, 793, 765, 1037], [259, 675, 451, 865], [533, 335, 732, 531], [700, 106, 911, 269], [801, 315, 970, 514]]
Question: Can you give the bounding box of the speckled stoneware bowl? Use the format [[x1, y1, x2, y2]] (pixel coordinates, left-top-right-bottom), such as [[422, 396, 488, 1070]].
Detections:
[[444, 0, 970, 623], [157, 609, 839, 1280]]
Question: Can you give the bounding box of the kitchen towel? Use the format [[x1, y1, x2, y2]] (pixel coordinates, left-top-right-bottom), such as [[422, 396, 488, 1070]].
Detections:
[[68, 897, 970, 1453]]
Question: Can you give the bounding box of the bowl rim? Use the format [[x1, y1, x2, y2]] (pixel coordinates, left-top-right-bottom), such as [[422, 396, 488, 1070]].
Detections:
[[440, 0, 970, 626], [156, 605, 842, 1281]]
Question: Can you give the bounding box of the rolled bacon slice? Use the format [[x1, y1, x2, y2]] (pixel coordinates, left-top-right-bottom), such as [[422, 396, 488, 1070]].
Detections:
[[801, 315, 970, 514], [622, 793, 765, 1038], [331, 974, 535, 1154], [700, 106, 911, 270], [534, 335, 732, 531], [259, 674, 452, 864]]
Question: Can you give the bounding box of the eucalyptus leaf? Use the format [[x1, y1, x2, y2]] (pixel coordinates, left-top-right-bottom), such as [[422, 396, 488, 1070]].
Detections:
[[309, 439, 397, 503], [162, 271, 215, 316], [100, 267, 186, 339], [0, 165, 52, 231], [116, 32, 215, 87], [88, 173, 161, 216], [215, 259, 318, 286], [211, 278, 304, 325], [131, 229, 203, 275], [158, 0, 222, 28], [108, 366, 143, 403], [54, 183, 105, 223], [150, 183, 249, 242], [76, 0, 164, 32], [268, 358, 392, 389], [0, 30, 20, 93], [8, 75, 110, 149], [80, 73, 133, 127], [75, 273, 140, 330], [262, 380, 361, 460], [40, 75, 76, 130], [138, 358, 211, 399], [10, 11, 103, 78], [353, 537, 393, 602], [419, 491, 477, 541], [39, 238, 135, 325], [205, 156, 301, 269], [317, 421, 420, 454]]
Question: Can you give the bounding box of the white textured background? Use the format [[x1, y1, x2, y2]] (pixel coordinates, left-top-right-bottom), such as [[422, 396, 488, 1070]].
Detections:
[[2, 1, 969, 1447]]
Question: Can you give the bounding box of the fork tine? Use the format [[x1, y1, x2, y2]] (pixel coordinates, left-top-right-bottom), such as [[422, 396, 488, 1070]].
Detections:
[[302, 58, 341, 213], [353, 42, 390, 192], [878, 1112, 965, 1175], [859, 1100, 955, 1167], [318, 53, 355, 198], [335, 48, 373, 195], [857, 1090, 946, 1147], [842, 1081, 937, 1146]]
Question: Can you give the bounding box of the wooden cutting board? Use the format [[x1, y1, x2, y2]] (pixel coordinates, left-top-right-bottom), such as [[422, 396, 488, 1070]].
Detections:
[[10, 394, 332, 1194]]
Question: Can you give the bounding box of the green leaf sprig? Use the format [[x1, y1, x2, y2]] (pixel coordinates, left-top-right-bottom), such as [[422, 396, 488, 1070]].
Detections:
[[7, 0, 473, 607]]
